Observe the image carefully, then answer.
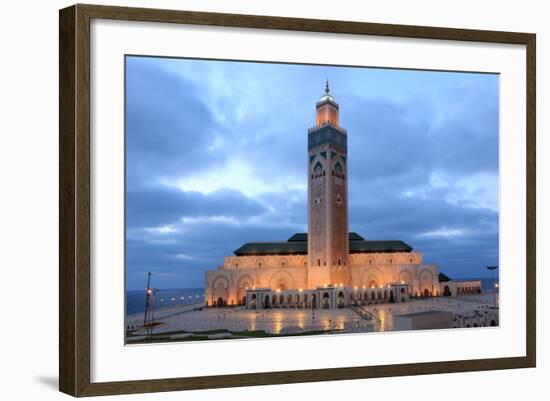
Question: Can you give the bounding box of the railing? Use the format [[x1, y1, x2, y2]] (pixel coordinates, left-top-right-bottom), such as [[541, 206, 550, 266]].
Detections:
[[308, 122, 347, 134], [350, 304, 380, 322]]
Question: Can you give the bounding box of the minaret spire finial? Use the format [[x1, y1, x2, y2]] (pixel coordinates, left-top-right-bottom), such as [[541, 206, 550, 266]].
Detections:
[[325, 79, 330, 94]]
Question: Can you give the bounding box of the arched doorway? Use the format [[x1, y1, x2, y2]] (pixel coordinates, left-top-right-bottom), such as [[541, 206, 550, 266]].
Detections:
[[400, 288, 406, 302], [399, 270, 413, 286], [389, 290, 395, 303], [264, 295, 270, 308], [236, 275, 253, 302], [443, 285, 451, 296], [337, 291, 345, 308], [311, 293, 317, 309], [250, 294, 257, 309], [423, 288, 430, 297], [269, 270, 294, 294], [212, 277, 229, 307], [322, 292, 330, 309]]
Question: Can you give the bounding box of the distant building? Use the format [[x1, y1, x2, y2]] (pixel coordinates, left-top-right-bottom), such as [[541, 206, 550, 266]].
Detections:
[[438, 274, 482, 297], [204, 83, 479, 308]]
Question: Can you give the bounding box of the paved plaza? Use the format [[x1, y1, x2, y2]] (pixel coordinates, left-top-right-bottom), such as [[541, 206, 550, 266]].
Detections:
[[127, 292, 498, 338], [361, 292, 499, 332], [129, 306, 373, 335]]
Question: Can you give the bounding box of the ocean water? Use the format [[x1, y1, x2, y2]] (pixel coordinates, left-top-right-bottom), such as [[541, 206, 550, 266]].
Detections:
[[126, 288, 205, 315]]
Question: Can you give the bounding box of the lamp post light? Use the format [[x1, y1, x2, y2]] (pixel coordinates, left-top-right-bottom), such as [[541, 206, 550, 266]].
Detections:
[[486, 265, 498, 307]]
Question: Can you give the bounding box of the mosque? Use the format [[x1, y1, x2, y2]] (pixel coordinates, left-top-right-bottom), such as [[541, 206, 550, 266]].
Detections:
[[204, 83, 481, 309]]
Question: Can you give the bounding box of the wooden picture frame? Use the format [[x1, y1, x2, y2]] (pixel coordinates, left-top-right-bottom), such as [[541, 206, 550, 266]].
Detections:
[[59, 3, 536, 397]]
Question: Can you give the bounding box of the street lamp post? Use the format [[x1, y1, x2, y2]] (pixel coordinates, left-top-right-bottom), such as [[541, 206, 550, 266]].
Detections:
[[486, 265, 498, 307]]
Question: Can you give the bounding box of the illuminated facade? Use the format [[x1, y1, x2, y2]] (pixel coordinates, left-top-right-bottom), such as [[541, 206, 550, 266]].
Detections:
[[205, 83, 469, 309]]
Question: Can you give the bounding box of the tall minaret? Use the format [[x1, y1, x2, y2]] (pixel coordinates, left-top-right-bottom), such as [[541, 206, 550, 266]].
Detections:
[[307, 81, 350, 288]]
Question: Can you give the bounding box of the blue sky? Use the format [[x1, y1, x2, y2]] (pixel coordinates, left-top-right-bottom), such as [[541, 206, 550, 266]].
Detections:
[[125, 56, 499, 291]]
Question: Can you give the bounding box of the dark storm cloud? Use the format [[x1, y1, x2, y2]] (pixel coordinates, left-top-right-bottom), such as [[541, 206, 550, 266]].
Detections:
[[345, 84, 498, 185], [348, 185, 498, 278], [126, 216, 307, 288], [125, 57, 221, 186], [126, 185, 269, 228]]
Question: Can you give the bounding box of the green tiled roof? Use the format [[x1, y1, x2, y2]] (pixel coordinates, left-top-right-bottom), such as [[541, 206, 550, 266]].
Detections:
[[287, 233, 308, 242], [348, 232, 365, 241], [287, 232, 364, 242], [233, 233, 412, 256], [234, 241, 307, 256], [349, 240, 412, 253], [438, 272, 452, 282]]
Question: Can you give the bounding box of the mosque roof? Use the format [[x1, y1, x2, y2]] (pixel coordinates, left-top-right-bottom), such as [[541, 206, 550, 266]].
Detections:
[[349, 240, 412, 253], [438, 272, 452, 282], [287, 232, 364, 242], [234, 241, 307, 256], [233, 233, 413, 256]]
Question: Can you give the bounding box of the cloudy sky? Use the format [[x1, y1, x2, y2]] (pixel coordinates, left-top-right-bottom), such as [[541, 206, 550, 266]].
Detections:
[[125, 56, 499, 291]]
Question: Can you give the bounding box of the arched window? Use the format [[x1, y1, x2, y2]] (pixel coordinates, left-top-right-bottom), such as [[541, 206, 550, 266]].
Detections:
[[338, 258, 341, 266], [313, 162, 323, 176], [317, 259, 321, 266], [334, 162, 343, 174]]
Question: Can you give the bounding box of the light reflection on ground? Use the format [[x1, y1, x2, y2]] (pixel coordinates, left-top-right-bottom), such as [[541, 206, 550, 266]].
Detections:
[[126, 292, 498, 336]]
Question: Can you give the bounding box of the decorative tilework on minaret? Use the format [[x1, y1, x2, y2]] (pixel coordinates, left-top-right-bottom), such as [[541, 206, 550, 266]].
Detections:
[[307, 82, 350, 288]]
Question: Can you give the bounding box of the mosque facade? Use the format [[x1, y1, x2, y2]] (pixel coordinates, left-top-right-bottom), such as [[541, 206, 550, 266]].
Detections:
[[204, 83, 480, 309]]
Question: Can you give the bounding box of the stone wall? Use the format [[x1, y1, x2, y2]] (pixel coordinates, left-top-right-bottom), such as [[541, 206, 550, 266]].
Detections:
[[205, 251, 440, 305]]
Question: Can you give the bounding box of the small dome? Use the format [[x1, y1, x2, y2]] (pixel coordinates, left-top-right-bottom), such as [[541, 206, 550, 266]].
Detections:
[[318, 80, 336, 103], [318, 93, 335, 103]]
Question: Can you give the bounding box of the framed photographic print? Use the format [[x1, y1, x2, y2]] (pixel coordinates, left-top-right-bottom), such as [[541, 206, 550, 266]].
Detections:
[[59, 4, 536, 397]]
